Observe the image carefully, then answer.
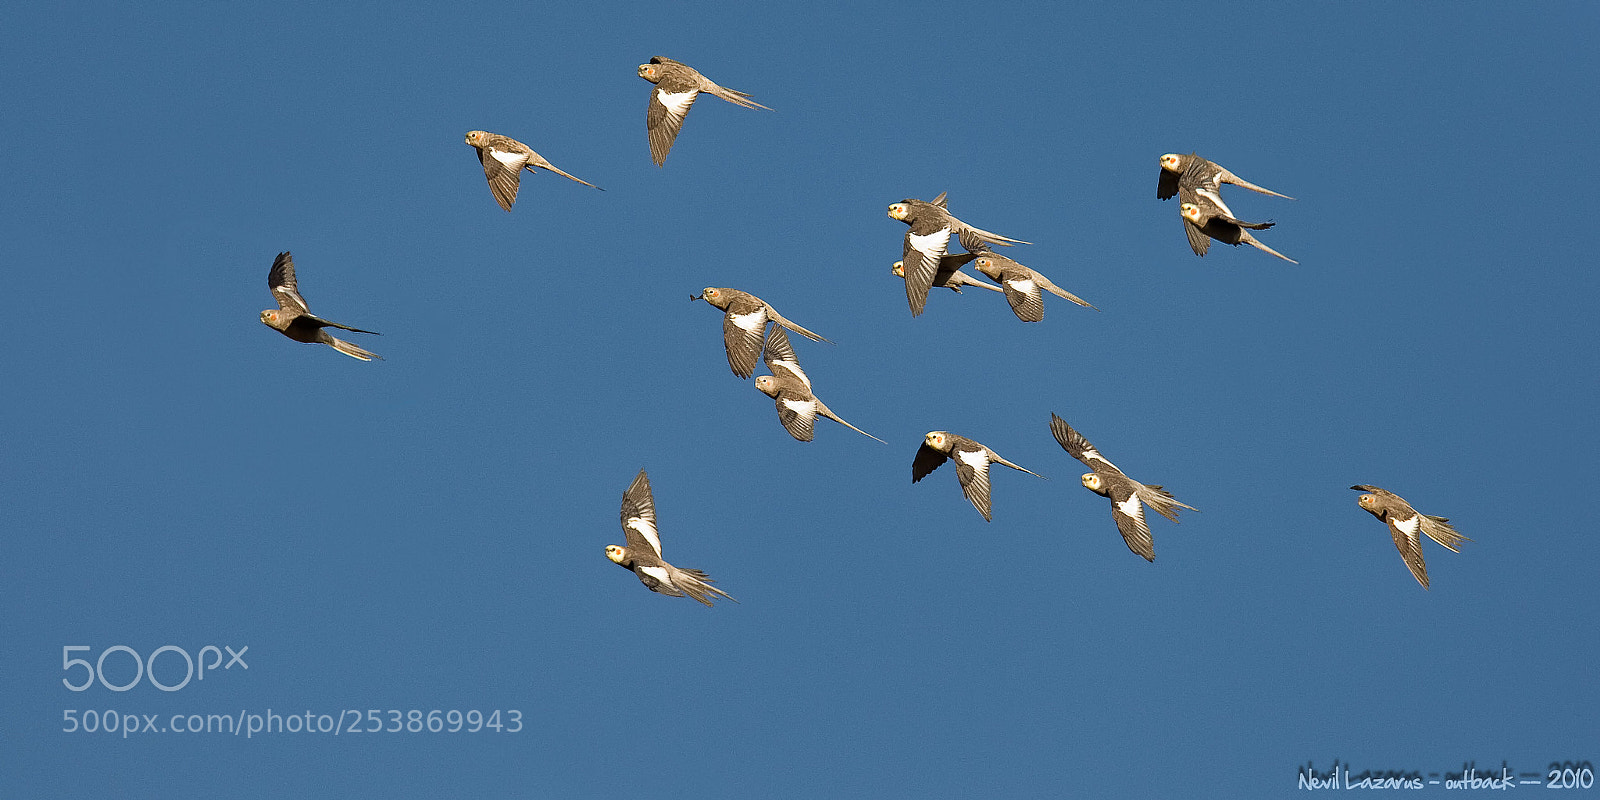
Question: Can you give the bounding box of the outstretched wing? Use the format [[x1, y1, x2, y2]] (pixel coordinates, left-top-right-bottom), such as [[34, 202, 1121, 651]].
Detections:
[[619, 469, 663, 558]]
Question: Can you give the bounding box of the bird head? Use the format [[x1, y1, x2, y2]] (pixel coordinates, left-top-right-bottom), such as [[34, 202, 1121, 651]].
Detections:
[[1160, 153, 1184, 173], [259, 310, 279, 328], [1180, 203, 1205, 224], [605, 545, 628, 565], [887, 202, 910, 221], [890, 261, 905, 278], [465, 130, 487, 147], [924, 431, 949, 451], [638, 63, 659, 82], [698, 287, 725, 307], [754, 375, 778, 397], [1081, 472, 1107, 495]]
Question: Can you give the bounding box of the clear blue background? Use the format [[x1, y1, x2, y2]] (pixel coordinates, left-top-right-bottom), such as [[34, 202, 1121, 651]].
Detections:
[[4, 2, 1596, 796]]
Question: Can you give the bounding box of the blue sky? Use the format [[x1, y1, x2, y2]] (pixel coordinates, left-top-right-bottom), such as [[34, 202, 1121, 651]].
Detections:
[[4, 2, 1597, 796]]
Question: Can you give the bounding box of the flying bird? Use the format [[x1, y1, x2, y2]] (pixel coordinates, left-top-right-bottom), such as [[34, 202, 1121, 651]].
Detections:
[[912, 431, 1043, 522], [754, 326, 883, 443], [464, 130, 600, 211], [1050, 414, 1196, 561], [890, 255, 1002, 296], [605, 469, 736, 606], [1178, 195, 1297, 263], [259, 251, 381, 361], [1157, 152, 1293, 203], [1351, 485, 1469, 590], [693, 287, 831, 379], [888, 192, 1029, 317], [638, 56, 771, 166], [970, 251, 1097, 321]]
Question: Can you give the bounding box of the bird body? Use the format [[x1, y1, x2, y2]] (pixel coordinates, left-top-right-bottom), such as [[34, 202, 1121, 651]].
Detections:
[[1050, 414, 1195, 561], [695, 287, 830, 379], [638, 56, 771, 166], [891, 254, 1003, 295], [258, 251, 381, 361], [606, 470, 736, 606], [913, 431, 1043, 522], [1352, 485, 1469, 589], [753, 326, 882, 443], [970, 251, 1096, 321], [464, 130, 600, 212]]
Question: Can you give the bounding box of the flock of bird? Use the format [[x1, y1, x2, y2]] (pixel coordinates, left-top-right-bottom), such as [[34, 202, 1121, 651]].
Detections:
[[257, 56, 1469, 602]]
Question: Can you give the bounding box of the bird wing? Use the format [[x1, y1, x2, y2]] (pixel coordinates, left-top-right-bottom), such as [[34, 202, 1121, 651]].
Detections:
[[619, 469, 664, 558], [268, 251, 311, 314], [1107, 482, 1155, 562], [1049, 414, 1125, 477], [478, 144, 529, 211], [721, 296, 768, 379], [952, 445, 995, 521], [911, 442, 949, 483], [646, 80, 699, 166]]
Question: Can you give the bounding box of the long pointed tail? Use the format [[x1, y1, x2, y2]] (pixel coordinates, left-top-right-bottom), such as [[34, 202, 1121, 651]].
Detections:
[[674, 567, 737, 606], [1225, 173, 1295, 200], [709, 85, 772, 111], [1138, 484, 1196, 523], [768, 308, 833, 344], [329, 337, 383, 361], [1421, 515, 1471, 552], [817, 399, 886, 444], [535, 162, 602, 190], [1240, 231, 1298, 264]]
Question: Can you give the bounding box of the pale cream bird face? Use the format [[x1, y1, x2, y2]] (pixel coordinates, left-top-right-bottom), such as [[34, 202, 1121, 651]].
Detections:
[[465, 130, 485, 146], [974, 256, 992, 270], [1180, 203, 1202, 223], [887, 203, 909, 221], [1160, 153, 1183, 172], [605, 544, 626, 564], [260, 310, 278, 325], [924, 431, 948, 450], [891, 261, 905, 277], [1358, 494, 1378, 510], [1081, 472, 1102, 491], [702, 287, 721, 302], [638, 64, 657, 80]]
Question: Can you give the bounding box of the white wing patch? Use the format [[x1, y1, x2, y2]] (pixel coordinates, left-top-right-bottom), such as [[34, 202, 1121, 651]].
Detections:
[[955, 447, 991, 475], [656, 88, 697, 117], [782, 397, 817, 418], [906, 227, 952, 258], [1006, 277, 1037, 294], [1196, 187, 1233, 218], [1115, 494, 1145, 520], [1391, 514, 1421, 537], [638, 565, 672, 586], [489, 148, 530, 170], [730, 309, 767, 333], [770, 359, 810, 389], [626, 516, 663, 557]]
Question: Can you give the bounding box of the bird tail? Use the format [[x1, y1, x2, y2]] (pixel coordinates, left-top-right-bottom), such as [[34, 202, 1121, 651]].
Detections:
[[816, 399, 886, 444], [960, 224, 1031, 248], [1226, 173, 1295, 200], [1239, 231, 1298, 264], [1421, 515, 1470, 552], [329, 337, 383, 361], [1038, 277, 1099, 310], [534, 160, 602, 190], [673, 567, 737, 606], [991, 454, 1045, 479], [1138, 484, 1196, 523], [768, 309, 833, 345], [709, 85, 771, 111]]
